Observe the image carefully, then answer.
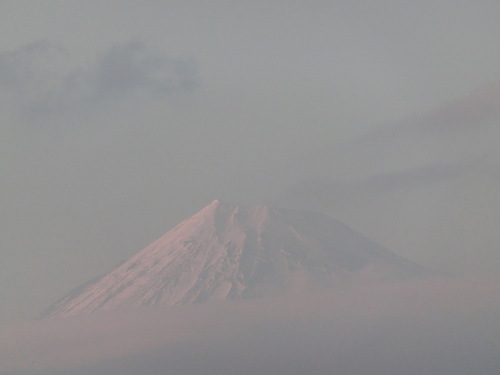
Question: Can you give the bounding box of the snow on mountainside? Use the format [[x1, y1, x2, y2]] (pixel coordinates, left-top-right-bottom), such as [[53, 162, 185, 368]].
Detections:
[[43, 200, 427, 318]]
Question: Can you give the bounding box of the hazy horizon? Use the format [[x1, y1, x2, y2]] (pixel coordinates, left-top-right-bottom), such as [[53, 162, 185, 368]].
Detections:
[[1, 1, 499, 373], [3, 276, 500, 374]]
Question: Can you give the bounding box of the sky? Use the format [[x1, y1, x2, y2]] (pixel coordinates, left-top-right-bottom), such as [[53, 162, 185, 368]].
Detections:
[[0, 0, 499, 330]]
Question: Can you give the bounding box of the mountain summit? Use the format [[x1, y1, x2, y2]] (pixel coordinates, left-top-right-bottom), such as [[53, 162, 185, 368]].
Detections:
[[44, 200, 426, 318]]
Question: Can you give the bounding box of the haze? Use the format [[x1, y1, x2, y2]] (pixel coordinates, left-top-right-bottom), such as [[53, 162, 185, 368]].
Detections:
[[1, 2, 499, 372], [2, 277, 500, 374]]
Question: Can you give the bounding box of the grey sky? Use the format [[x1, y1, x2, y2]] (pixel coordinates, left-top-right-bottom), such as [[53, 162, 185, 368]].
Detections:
[[1, 0, 499, 325]]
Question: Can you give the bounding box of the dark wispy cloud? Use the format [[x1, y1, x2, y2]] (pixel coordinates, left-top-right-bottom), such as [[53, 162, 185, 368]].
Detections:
[[0, 41, 69, 94], [0, 41, 65, 88], [63, 40, 198, 103], [0, 40, 198, 118]]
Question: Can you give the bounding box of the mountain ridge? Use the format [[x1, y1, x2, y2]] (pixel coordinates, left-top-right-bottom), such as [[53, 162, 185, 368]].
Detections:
[[43, 200, 427, 318]]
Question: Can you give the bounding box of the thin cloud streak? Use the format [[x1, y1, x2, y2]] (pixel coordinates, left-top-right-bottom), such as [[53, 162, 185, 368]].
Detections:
[[278, 159, 488, 206], [356, 82, 500, 144], [344, 160, 494, 193]]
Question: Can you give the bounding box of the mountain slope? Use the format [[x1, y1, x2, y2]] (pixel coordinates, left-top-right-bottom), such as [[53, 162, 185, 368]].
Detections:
[[44, 200, 426, 318]]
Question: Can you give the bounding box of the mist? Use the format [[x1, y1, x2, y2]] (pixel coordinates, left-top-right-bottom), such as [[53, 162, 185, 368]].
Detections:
[[2, 276, 499, 375], [1, 2, 499, 373], [1, 0, 499, 325]]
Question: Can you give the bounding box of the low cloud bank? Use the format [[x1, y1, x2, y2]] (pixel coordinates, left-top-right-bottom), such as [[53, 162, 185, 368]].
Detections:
[[2, 276, 499, 375]]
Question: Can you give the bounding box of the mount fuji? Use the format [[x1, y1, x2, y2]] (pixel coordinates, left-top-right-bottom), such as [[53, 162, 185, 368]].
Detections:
[[43, 200, 426, 318]]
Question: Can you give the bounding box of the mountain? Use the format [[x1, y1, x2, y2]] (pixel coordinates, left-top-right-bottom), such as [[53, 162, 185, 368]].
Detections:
[[43, 200, 426, 318]]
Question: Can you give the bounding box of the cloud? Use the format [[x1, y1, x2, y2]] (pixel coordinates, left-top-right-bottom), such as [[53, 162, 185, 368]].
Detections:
[[277, 160, 486, 208], [356, 83, 500, 144], [353, 161, 479, 193], [1, 276, 499, 375], [276, 82, 500, 212], [0, 41, 68, 92], [65, 40, 198, 102], [0, 40, 199, 118]]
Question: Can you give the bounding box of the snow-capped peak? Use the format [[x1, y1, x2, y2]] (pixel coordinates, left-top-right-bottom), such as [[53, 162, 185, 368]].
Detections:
[[43, 200, 426, 318]]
